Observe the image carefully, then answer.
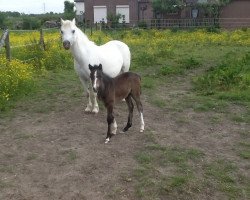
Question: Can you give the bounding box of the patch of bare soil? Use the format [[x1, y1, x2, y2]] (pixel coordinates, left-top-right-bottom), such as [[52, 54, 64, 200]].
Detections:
[[0, 71, 249, 200]]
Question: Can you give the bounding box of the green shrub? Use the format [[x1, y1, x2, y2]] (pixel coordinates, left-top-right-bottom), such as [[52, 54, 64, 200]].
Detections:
[[179, 57, 201, 70], [193, 52, 250, 98]]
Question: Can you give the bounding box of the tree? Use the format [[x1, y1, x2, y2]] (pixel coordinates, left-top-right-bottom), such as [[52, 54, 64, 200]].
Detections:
[[197, 0, 232, 18], [0, 12, 6, 28], [64, 1, 75, 20], [152, 0, 183, 14]]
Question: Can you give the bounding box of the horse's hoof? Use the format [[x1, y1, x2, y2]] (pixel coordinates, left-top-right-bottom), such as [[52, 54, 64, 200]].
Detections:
[[105, 138, 110, 143], [119, 130, 125, 134], [140, 129, 144, 133], [92, 107, 99, 114]]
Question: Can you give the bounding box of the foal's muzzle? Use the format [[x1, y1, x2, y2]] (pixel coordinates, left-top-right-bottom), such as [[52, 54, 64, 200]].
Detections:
[[63, 40, 70, 50]]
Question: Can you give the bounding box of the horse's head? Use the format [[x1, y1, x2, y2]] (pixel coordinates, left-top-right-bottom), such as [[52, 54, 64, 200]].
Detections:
[[89, 64, 103, 93], [60, 18, 77, 50]]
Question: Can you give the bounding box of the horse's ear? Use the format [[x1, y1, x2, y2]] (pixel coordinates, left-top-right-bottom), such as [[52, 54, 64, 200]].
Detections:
[[88, 64, 93, 70], [60, 18, 65, 25], [72, 18, 76, 25], [99, 64, 102, 70]]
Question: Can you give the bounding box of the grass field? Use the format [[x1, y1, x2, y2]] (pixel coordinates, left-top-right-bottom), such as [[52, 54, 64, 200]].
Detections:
[[0, 28, 249, 199]]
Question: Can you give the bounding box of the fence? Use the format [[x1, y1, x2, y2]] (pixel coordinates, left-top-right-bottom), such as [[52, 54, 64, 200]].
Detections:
[[0, 28, 58, 62], [84, 18, 250, 30]]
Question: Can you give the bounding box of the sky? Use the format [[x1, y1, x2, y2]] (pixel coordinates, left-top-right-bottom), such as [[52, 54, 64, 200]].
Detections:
[[0, 0, 74, 14]]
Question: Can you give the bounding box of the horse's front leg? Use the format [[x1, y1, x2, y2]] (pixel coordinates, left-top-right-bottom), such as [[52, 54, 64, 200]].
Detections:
[[79, 77, 92, 112], [105, 105, 116, 143]]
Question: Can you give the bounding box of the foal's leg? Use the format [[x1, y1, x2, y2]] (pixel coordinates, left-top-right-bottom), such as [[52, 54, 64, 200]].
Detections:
[[85, 83, 93, 112], [131, 93, 145, 133], [92, 91, 99, 113], [105, 104, 115, 143], [122, 95, 134, 133]]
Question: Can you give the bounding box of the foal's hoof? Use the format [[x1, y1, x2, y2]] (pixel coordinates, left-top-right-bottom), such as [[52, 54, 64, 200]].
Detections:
[[140, 128, 144, 133], [85, 106, 92, 113], [105, 138, 110, 144]]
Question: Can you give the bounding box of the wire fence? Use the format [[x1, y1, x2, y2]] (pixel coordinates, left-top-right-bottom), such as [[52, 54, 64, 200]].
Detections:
[[0, 27, 61, 62], [76, 18, 250, 30]]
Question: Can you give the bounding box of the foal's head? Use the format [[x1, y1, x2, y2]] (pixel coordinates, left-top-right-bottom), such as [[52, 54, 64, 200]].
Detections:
[[89, 64, 103, 93], [60, 18, 77, 50]]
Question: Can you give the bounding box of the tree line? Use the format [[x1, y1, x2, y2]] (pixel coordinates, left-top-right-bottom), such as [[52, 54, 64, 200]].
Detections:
[[0, 1, 75, 30]]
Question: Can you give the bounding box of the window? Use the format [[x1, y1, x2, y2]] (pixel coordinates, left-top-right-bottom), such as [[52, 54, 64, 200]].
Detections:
[[94, 6, 107, 23], [116, 5, 130, 23]]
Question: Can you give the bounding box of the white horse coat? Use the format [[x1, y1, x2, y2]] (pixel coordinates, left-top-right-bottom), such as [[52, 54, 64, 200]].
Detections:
[[60, 19, 131, 113]]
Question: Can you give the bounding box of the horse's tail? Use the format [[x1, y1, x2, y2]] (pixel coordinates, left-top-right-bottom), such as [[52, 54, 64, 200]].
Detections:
[[113, 41, 131, 73]]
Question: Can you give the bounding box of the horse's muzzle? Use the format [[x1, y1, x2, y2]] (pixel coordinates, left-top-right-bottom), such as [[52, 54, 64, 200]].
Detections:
[[63, 41, 70, 50]]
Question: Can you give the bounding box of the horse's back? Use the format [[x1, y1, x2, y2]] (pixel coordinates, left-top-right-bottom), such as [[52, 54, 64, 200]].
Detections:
[[101, 40, 131, 73]]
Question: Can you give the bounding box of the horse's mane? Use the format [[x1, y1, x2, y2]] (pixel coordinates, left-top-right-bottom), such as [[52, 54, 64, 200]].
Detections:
[[76, 26, 96, 46]]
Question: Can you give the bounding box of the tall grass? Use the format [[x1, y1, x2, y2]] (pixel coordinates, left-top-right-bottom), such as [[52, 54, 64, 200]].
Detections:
[[193, 51, 250, 101], [0, 57, 35, 110]]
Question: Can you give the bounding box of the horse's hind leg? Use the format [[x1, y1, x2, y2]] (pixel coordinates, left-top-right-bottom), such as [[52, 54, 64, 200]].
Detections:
[[131, 93, 144, 133], [122, 95, 134, 133]]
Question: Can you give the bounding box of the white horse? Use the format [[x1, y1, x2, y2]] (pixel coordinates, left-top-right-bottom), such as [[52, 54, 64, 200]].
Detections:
[[60, 18, 131, 113]]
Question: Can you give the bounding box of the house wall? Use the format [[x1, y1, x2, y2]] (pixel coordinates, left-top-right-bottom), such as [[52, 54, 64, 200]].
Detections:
[[84, 0, 138, 24], [220, 0, 250, 28], [138, 0, 154, 21]]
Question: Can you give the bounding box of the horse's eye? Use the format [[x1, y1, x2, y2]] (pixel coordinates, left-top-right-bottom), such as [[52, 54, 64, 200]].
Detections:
[[61, 30, 63, 34], [72, 30, 75, 34]]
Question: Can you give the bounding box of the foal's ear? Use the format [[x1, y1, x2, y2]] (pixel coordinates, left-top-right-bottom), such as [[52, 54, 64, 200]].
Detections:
[[72, 18, 76, 25], [99, 64, 102, 70], [88, 64, 93, 70]]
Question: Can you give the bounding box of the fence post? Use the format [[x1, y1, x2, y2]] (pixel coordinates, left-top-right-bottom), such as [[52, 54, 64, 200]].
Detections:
[[0, 29, 11, 61], [5, 31, 11, 61], [90, 23, 93, 36], [39, 29, 46, 50]]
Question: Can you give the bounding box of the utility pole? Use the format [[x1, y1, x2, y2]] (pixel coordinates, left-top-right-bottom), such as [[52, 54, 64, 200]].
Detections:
[[43, 2, 46, 14]]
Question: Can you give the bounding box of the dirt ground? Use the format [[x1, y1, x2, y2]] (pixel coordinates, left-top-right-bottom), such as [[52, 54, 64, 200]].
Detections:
[[0, 71, 249, 200]]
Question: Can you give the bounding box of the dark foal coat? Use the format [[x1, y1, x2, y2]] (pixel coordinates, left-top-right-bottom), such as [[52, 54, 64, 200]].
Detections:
[[89, 64, 144, 143]]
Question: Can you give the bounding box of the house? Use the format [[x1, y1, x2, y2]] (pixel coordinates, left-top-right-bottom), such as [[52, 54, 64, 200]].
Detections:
[[74, 0, 153, 26], [74, 0, 250, 29], [73, 0, 221, 24]]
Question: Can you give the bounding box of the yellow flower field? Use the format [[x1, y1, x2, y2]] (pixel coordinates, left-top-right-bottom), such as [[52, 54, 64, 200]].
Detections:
[[0, 28, 249, 110]]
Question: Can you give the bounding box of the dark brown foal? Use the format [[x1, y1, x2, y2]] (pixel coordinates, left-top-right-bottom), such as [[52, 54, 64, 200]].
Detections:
[[89, 64, 145, 143]]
